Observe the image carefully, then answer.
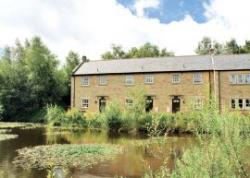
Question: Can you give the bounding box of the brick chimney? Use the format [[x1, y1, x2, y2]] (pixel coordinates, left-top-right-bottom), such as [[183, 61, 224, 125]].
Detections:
[[82, 56, 88, 63]]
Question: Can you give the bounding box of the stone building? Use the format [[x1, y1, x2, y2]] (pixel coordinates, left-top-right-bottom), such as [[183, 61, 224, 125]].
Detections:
[[71, 54, 250, 113]]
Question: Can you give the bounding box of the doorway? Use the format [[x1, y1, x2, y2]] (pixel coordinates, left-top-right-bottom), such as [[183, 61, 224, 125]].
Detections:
[[145, 96, 153, 112], [172, 96, 180, 113], [99, 97, 106, 112]]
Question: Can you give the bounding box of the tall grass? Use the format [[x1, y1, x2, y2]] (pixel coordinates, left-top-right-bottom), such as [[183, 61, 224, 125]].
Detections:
[[144, 99, 250, 178]]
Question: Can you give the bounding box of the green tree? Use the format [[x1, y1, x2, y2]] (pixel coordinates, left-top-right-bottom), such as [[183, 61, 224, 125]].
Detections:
[[196, 37, 224, 55], [63, 51, 81, 105], [240, 40, 250, 53], [24, 37, 61, 107], [195, 37, 212, 55], [102, 43, 174, 59], [224, 39, 240, 54], [102, 44, 125, 60]]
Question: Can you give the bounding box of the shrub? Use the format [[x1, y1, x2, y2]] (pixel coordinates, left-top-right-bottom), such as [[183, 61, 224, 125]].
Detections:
[[103, 101, 123, 132], [88, 114, 105, 130], [136, 113, 153, 132], [65, 108, 87, 128], [46, 105, 65, 126]]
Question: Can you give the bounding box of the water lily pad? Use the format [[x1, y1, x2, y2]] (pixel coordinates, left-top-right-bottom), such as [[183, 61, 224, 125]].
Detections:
[[13, 144, 122, 170]]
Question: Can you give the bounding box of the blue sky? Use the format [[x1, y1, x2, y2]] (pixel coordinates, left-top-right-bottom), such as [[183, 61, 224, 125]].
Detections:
[[0, 0, 250, 61], [118, 0, 211, 23]]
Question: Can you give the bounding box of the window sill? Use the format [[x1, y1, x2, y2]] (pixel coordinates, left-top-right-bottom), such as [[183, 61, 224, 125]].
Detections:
[[144, 83, 154, 85]]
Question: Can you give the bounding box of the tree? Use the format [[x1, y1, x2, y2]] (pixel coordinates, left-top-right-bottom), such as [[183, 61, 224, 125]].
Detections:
[[63, 51, 81, 105], [241, 40, 250, 53], [102, 44, 126, 60], [195, 37, 213, 55], [102, 43, 174, 60], [224, 39, 240, 54], [24, 36, 61, 107]]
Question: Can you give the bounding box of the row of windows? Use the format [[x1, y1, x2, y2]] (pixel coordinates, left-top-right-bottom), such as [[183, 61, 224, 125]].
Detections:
[[81, 97, 204, 110], [231, 98, 250, 110], [80, 73, 203, 86], [229, 74, 250, 84]]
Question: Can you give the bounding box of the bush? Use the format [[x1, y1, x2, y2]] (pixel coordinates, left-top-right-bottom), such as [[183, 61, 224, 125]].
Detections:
[[65, 108, 87, 128], [88, 114, 105, 130], [103, 101, 123, 132], [46, 105, 65, 126]]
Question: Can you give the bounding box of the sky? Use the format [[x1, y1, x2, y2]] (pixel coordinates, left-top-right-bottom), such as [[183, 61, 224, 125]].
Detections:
[[0, 0, 250, 62]]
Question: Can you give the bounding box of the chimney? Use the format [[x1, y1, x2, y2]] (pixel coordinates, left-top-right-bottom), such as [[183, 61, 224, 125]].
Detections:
[[82, 56, 88, 63]]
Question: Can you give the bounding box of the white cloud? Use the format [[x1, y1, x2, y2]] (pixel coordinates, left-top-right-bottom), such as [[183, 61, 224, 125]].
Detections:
[[0, 0, 250, 62]]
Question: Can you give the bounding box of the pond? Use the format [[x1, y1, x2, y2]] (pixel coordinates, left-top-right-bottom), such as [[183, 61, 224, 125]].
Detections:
[[0, 126, 197, 178]]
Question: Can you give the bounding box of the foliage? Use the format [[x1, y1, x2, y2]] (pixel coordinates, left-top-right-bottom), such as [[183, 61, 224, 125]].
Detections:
[[13, 144, 122, 170], [0, 36, 74, 121], [103, 101, 123, 132], [144, 105, 250, 178], [196, 37, 250, 55], [102, 43, 174, 60]]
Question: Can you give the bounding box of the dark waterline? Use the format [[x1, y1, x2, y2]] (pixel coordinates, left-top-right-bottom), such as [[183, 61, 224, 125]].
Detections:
[[0, 127, 197, 178]]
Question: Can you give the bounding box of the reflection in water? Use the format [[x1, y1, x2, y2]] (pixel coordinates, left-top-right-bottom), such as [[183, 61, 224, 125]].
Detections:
[[0, 127, 197, 178]]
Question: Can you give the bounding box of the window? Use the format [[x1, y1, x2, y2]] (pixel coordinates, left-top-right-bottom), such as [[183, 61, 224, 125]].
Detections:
[[81, 76, 89, 86], [246, 99, 250, 109], [125, 75, 134, 85], [238, 74, 244, 84], [99, 76, 107, 85], [229, 73, 250, 84], [81, 98, 89, 109], [125, 99, 133, 107], [193, 97, 203, 110], [231, 98, 250, 110], [238, 99, 243, 108], [144, 74, 154, 84], [172, 73, 181, 84], [229, 74, 237, 84], [246, 74, 250, 84], [193, 73, 203, 84], [231, 99, 236, 109]]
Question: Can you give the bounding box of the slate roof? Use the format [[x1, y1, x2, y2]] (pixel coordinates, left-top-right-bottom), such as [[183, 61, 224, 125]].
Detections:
[[73, 54, 250, 75]]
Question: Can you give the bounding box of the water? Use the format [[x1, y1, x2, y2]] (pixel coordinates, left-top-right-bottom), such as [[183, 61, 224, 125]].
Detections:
[[0, 127, 197, 178]]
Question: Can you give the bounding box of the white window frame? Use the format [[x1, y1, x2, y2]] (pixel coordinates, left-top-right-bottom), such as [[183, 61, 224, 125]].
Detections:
[[229, 73, 250, 85], [238, 74, 245, 84], [172, 73, 181, 84], [245, 74, 250, 84], [125, 98, 133, 107], [193, 72, 203, 84], [144, 74, 154, 84], [245, 99, 250, 109], [125, 75, 134, 85], [99, 75, 107, 85], [229, 74, 237, 84], [230, 98, 250, 110], [81, 76, 89, 86], [193, 96, 203, 110], [81, 98, 89, 109]]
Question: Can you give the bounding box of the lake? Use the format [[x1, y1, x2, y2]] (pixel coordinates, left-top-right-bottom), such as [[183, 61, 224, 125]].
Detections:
[[0, 127, 197, 178]]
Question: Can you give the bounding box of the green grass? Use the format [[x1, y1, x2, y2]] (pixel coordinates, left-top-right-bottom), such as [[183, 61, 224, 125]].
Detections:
[[13, 144, 123, 170]]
